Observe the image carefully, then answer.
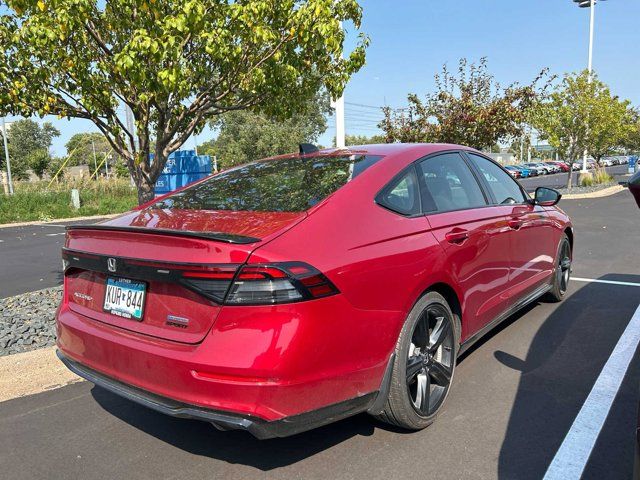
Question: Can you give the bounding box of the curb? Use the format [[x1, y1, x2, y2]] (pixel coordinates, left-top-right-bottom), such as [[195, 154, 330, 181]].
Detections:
[[562, 185, 625, 200], [0, 213, 120, 229], [0, 346, 82, 403]]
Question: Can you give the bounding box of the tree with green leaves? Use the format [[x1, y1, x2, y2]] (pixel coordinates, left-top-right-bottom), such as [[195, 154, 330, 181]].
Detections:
[[532, 70, 632, 188], [585, 88, 632, 165], [65, 132, 112, 167], [0, 119, 59, 180], [201, 93, 330, 169], [344, 133, 386, 145], [622, 109, 640, 155], [25, 149, 52, 179], [379, 58, 547, 149], [0, 0, 368, 203]]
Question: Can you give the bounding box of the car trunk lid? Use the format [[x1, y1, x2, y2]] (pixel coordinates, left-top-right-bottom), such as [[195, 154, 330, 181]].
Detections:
[[63, 209, 306, 343]]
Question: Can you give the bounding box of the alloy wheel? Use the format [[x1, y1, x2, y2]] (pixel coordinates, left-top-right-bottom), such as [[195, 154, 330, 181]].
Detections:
[[406, 304, 455, 416], [559, 241, 572, 294]]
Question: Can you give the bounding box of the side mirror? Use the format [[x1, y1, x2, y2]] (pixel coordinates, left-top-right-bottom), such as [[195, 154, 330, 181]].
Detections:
[[533, 187, 561, 206]]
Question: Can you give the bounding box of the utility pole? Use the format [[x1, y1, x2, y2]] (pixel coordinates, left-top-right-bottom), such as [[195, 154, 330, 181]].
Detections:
[[1, 118, 13, 195], [334, 95, 345, 149], [333, 18, 345, 149], [92, 140, 98, 177]]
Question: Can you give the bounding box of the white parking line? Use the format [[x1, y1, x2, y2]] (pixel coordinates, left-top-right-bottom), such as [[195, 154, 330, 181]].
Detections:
[[45, 233, 66, 237], [572, 277, 640, 288], [543, 302, 640, 480]]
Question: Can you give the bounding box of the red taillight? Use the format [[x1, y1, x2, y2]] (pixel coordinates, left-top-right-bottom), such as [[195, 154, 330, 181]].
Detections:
[[224, 262, 339, 305], [236, 266, 288, 280], [62, 248, 337, 306], [180, 266, 239, 303]]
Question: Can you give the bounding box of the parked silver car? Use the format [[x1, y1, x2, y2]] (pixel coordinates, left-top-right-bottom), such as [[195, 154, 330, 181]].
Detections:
[[523, 163, 549, 175]]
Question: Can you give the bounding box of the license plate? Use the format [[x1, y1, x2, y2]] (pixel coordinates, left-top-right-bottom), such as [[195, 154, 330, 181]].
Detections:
[[103, 277, 146, 320]]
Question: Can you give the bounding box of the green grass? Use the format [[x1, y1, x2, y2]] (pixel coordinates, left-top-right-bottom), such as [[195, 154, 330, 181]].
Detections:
[[0, 178, 138, 224]]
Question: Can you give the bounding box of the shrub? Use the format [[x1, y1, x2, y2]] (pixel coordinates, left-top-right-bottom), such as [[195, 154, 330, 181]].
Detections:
[[579, 167, 614, 187]]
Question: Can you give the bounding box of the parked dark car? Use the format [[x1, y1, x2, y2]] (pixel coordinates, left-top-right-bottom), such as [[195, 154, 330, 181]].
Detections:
[[629, 169, 640, 208]]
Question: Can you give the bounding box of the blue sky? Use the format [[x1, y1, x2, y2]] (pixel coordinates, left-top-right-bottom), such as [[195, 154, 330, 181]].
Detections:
[[6, 0, 640, 155]]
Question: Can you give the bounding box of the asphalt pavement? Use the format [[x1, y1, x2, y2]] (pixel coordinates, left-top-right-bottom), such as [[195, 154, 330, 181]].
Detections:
[[0, 190, 638, 480], [0, 219, 104, 299]]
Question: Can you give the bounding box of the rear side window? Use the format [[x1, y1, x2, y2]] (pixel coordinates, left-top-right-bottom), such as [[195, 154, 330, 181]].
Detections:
[[418, 153, 487, 212], [153, 154, 383, 212], [466, 153, 527, 205], [376, 167, 421, 216]]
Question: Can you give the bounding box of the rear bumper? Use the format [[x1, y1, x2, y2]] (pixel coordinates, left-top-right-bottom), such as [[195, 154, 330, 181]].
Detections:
[[56, 290, 396, 432], [57, 350, 376, 439]]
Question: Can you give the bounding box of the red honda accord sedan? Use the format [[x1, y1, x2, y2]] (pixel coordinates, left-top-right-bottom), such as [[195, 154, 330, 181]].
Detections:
[[56, 143, 573, 438]]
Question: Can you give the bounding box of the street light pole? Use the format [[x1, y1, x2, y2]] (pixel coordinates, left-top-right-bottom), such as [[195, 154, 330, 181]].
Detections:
[[587, 0, 595, 75], [574, 0, 599, 174], [1, 118, 13, 195], [581, 0, 596, 173]]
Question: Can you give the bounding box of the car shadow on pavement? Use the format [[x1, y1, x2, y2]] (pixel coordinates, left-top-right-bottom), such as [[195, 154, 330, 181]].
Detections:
[[91, 385, 379, 470], [494, 274, 640, 480], [90, 274, 640, 475]]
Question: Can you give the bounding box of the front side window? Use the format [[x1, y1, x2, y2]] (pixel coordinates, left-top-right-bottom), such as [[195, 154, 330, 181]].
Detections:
[[153, 154, 383, 212], [418, 152, 487, 213], [466, 153, 527, 205]]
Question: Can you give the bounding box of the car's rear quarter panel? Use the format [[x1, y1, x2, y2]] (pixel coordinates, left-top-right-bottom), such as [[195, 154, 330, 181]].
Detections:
[[247, 148, 463, 390]]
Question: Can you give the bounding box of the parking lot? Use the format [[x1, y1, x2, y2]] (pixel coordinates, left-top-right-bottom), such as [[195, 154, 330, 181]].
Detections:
[[519, 163, 630, 192], [0, 188, 638, 480]]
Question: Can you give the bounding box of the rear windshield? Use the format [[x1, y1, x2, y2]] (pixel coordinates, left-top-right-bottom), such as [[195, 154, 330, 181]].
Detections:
[[152, 154, 383, 212]]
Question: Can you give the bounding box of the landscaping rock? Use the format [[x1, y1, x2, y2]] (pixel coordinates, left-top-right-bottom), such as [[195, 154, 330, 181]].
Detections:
[[0, 287, 62, 357]]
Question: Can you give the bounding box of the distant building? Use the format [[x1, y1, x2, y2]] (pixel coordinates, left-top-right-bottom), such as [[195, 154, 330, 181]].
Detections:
[[485, 152, 517, 165], [67, 165, 91, 179]]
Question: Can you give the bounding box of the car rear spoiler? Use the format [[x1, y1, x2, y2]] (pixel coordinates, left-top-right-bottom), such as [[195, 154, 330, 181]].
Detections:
[[65, 225, 260, 245]]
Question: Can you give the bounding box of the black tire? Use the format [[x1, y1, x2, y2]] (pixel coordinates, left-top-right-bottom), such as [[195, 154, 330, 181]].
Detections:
[[375, 291, 461, 430], [546, 234, 572, 302]]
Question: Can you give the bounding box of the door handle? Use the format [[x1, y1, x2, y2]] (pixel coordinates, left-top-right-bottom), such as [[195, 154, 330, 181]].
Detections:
[[508, 219, 523, 230], [445, 229, 469, 244]]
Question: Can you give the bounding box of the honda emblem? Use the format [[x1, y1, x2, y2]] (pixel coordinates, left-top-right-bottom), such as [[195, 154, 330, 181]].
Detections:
[[107, 258, 117, 273]]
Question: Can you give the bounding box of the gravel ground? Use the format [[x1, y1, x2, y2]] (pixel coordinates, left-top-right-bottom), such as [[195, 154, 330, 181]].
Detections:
[[556, 181, 618, 195], [0, 287, 61, 357]]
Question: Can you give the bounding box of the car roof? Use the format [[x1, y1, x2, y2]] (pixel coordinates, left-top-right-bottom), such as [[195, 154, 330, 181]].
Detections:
[[318, 143, 475, 157]]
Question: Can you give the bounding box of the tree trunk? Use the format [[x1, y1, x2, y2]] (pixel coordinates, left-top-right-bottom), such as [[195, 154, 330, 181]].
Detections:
[[137, 179, 155, 205], [125, 141, 167, 205], [565, 167, 573, 189], [130, 150, 160, 206]]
